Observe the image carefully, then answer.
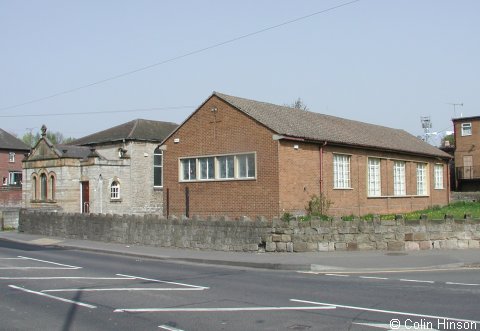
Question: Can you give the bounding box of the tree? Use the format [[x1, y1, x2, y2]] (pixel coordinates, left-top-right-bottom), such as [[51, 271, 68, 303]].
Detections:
[[442, 133, 454, 147], [286, 97, 309, 111], [22, 130, 76, 147]]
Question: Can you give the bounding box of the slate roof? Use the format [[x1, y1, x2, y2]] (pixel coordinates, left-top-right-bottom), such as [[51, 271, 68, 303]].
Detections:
[[214, 92, 450, 159], [55, 145, 94, 159], [0, 128, 30, 151], [71, 119, 178, 146]]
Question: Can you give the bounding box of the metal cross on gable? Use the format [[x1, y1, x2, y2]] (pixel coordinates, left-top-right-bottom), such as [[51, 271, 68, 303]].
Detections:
[[209, 107, 221, 139]]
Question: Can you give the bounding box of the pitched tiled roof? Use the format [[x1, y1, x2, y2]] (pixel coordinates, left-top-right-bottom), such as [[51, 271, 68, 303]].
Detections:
[[0, 128, 30, 151], [214, 92, 450, 159], [55, 145, 94, 159], [71, 119, 178, 146]]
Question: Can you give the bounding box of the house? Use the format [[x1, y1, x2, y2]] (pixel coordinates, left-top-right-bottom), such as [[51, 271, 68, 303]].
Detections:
[[23, 119, 177, 214], [161, 92, 451, 219], [452, 116, 480, 191], [0, 128, 30, 207]]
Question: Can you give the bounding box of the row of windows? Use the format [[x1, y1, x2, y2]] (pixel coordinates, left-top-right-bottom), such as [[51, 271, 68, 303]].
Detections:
[[180, 153, 256, 182], [334, 155, 444, 197], [31, 172, 56, 201], [2, 171, 22, 186]]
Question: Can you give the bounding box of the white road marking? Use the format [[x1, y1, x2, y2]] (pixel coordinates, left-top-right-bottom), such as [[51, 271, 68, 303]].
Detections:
[[9, 285, 96, 309], [17, 256, 81, 269], [0, 257, 25, 260], [0, 267, 80, 270], [325, 274, 349, 277], [115, 306, 337, 313], [353, 322, 439, 330], [159, 325, 185, 331], [399, 279, 435, 284], [290, 299, 480, 325], [446, 282, 480, 286], [0, 276, 135, 280], [117, 274, 209, 290], [42, 287, 206, 292], [359, 276, 389, 280]]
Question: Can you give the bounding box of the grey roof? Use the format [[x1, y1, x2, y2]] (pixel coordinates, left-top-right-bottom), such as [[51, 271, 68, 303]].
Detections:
[[55, 145, 94, 159], [0, 128, 30, 151], [71, 119, 178, 146], [214, 92, 451, 159]]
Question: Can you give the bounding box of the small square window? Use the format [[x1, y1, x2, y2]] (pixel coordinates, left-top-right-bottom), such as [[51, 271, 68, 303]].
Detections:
[[9, 152, 15, 163], [461, 123, 472, 136]]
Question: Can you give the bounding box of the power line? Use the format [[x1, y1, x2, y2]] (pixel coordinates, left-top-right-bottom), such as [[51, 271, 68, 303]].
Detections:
[[0, 106, 195, 118], [0, 0, 360, 112]]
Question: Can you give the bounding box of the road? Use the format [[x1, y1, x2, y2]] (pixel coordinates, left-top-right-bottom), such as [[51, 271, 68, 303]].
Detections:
[[0, 239, 479, 331]]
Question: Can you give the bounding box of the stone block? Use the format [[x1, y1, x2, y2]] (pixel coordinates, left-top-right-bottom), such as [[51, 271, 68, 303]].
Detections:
[[286, 242, 294, 252], [358, 242, 376, 250], [387, 241, 405, 251], [419, 241, 432, 250], [413, 232, 427, 241], [405, 242, 420, 251], [468, 240, 480, 248], [318, 242, 331, 252], [335, 242, 347, 251], [276, 242, 287, 252], [404, 233, 414, 241], [272, 234, 282, 242], [281, 234, 292, 242], [347, 242, 358, 251], [457, 240, 469, 249], [293, 242, 308, 252], [265, 242, 276, 252]]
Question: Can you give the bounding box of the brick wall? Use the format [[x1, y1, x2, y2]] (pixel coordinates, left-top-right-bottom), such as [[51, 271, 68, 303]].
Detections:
[[162, 95, 280, 218], [0, 150, 26, 206], [18, 210, 480, 252]]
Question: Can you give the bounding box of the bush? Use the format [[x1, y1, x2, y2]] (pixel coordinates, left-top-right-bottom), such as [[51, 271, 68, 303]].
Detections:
[[306, 194, 332, 217]]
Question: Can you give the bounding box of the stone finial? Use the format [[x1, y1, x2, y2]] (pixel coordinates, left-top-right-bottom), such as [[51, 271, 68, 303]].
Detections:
[[41, 125, 47, 137]]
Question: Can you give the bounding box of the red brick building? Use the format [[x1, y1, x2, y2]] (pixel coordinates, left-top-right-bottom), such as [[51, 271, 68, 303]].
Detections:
[[161, 93, 451, 219], [452, 116, 480, 191], [0, 128, 30, 206]]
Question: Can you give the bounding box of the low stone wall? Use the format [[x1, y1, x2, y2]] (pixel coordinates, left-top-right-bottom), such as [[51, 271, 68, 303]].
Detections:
[[0, 208, 20, 230], [18, 210, 480, 252], [451, 191, 480, 203]]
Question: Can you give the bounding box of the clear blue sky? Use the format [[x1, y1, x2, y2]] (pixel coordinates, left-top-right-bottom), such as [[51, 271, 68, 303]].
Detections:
[[1, 0, 478, 145]]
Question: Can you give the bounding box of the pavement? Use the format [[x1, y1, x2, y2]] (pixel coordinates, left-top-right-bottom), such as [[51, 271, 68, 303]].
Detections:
[[1, 230, 479, 272]]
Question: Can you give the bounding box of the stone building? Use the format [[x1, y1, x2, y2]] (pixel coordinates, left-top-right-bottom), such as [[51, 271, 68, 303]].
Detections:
[[452, 116, 480, 191], [161, 92, 452, 219], [23, 120, 177, 214], [0, 128, 30, 207]]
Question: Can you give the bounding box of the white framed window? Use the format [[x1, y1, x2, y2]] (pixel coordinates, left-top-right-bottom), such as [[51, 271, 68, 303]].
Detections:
[[333, 154, 351, 189], [110, 181, 120, 200], [461, 123, 472, 136], [367, 158, 381, 197], [199, 157, 215, 180], [434, 164, 444, 189], [153, 147, 163, 187], [9, 152, 15, 163], [393, 161, 406, 196], [179, 153, 256, 182], [237, 154, 256, 178], [181, 158, 197, 181], [416, 163, 428, 195]]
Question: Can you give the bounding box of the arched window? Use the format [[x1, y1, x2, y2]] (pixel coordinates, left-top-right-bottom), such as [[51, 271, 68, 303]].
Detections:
[[154, 147, 163, 188], [32, 175, 38, 200], [49, 174, 56, 200], [110, 180, 120, 200], [40, 173, 47, 201]]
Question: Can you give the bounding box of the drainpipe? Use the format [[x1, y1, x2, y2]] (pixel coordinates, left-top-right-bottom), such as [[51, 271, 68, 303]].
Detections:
[[319, 142, 327, 194]]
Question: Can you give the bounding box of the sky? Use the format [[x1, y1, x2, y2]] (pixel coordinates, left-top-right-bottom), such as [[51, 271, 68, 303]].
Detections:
[[1, 0, 479, 146]]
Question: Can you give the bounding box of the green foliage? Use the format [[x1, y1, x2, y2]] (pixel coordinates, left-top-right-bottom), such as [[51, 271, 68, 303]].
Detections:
[[281, 212, 293, 222], [22, 130, 76, 147], [306, 193, 332, 217]]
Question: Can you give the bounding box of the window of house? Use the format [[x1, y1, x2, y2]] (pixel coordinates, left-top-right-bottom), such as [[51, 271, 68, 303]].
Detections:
[[8, 152, 15, 163], [181, 158, 197, 181], [8, 172, 22, 186], [333, 154, 351, 189], [393, 161, 406, 196], [434, 164, 444, 189], [218, 155, 235, 179], [49, 174, 55, 200], [461, 123, 472, 136], [40, 173, 47, 200], [153, 147, 163, 188], [416, 163, 428, 195], [199, 157, 215, 180], [110, 181, 120, 200], [32, 175, 37, 200], [2, 177, 7, 186], [367, 158, 381, 197], [237, 154, 256, 178], [179, 153, 256, 182]]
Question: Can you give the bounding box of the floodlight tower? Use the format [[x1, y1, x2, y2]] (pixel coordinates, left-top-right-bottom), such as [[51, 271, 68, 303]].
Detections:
[[420, 116, 432, 143]]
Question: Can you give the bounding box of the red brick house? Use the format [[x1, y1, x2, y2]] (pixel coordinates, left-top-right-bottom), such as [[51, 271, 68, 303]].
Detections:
[[452, 116, 480, 191], [0, 128, 30, 207], [161, 92, 451, 219]]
